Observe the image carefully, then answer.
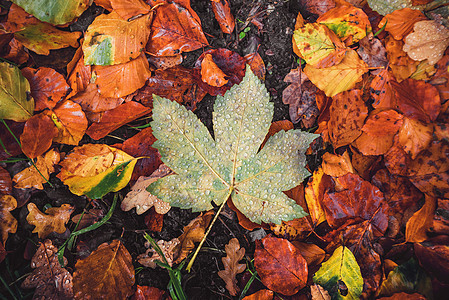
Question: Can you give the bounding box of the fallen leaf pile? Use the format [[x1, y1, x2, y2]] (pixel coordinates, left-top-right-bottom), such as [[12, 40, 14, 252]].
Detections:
[[1, 0, 449, 298]]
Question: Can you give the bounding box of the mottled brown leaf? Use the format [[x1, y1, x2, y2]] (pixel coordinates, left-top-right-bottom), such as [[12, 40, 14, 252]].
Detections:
[[218, 238, 246, 296], [26, 202, 74, 238], [138, 238, 180, 268], [0, 167, 12, 195], [0, 195, 17, 244], [406, 195, 436, 242]]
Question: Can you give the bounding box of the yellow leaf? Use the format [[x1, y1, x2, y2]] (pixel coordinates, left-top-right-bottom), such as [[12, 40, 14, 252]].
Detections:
[[0, 195, 17, 244], [304, 167, 328, 226], [26, 203, 74, 238]]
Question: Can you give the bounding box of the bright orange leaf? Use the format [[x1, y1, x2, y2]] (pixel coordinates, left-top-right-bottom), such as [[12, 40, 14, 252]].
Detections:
[[398, 116, 433, 159], [371, 69, 395, 109], [405, 195, 436, 242], [384, 36, 419, 82], [211, 0, 235, 34], [244, 51, 266, 80], [66, 46, 91, 98], [378, 8, 427, 40], [254, 236, 308, 296], [26, 203, 74, 238], [304, 167, 330, 226], [322, 151, 354, 177], [70, 83, 125, 113], [110, 0, 151, 20], [0, 195, 17, 244], [201, 53, 229, 87], [20, 113, 58, 159]]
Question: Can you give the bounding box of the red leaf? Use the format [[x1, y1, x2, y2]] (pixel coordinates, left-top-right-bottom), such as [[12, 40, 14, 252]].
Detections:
[[0, 167, 12, 195], [20, 113, 58, 158], [132, 285, 166, 300], [254, 236, 307, 296]]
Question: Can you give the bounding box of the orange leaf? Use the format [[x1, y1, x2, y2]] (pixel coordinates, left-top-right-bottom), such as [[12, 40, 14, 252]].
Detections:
[[290, 241, 325, 267], [433, 55, 449, 102], [110, 0, 151, 20], [201, 53, 229, 87], [261, 120, 294, 149], [384, 139, 410, 176], [378, 8, 427, 40], [244, 52, 266, 80], [93, 53, 151, 98], [211, 0, 235, 34], [2, 38, 28, 65], [132, 286, 166, 300], [0, 195, 17, 244], [405, 195, 436, 242], [70, 83, 125, 113], [46, 100, 88, 145], [242, 289, 274, 300], [73, 240, 135, 299], [86, 101, 151, 140], [361, 109, 404, 136], [304, 167, 329, 226], [21, 67, 70, 111], [21, 240, 73, 298], [20, 113, 58, 158], [66, 46, 91, 98], [254, 236, 308, 296], [328, 89, 368, 148], [13, 149, 60, 190], [217, 238, 246, 296], [322, 151, 354, 177], [146, 0, 208, 56], [371, 69, 395, 109], [398, 117, 433, 159], [0, 167, 12, 195], [385, 36, 419, 82], [26, 202, 74, 238]]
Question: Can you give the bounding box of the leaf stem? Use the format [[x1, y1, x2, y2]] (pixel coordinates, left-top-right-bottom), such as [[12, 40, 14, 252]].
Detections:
[[186, 187, 233, 272]]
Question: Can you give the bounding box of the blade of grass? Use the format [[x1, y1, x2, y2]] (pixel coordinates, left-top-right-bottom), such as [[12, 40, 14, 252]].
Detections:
[[0, 275, 18, 300]]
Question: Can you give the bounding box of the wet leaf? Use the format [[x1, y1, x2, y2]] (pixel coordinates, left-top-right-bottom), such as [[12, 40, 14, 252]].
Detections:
[[201, 53, 229, 87], [174, 211, 214, 263], [13, 149, 60, 189], [122, 164, 172, 215], [93, 52, 151, 98], [147, 0, 208, 56], [70, 83, 125, 113], [73, 240, 135, 300], [244, 51, 266, 80], [405, 195, 436, 242], [0, 167, 12, 195], [20, 113, 58, 158], [314, 245, 363, 300], [242, 289, 274, 300], [137, 238, 180, 268], [403, 20, 449, 65], [378, 8, 427, 40], [255, 236, 308, 295], [21, 240, 73, 299], [218, 238, 246, 296], [304, 167, 330, 226], [85, 101, 151, 140], [328, 90, 368, 148], [322, 151, 354, 177], [398, 116, 433, 159], [0, 62, 33, 122], [83, 11, 152, 66], [11, 0, 89, 25], [304, 49, 368, 97], [66, 46, 91, 98], [0, 195, 17, 244], [132, 286, 166, 300], [110, 0, 151, 20], [211, 0, 235, 34], [21, 67, 70, 111], [148, 67, 317, 224], [366, 0, 421, 16], [291, 241, 326, 267], [26, 203, 74, 238]]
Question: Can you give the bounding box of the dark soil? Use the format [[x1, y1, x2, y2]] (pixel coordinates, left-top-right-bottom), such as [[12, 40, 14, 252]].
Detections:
[[1, 0, 316, 299]]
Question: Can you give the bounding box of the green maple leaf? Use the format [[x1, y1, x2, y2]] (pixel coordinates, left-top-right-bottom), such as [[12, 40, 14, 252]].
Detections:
[[147, 67, 317, 224]]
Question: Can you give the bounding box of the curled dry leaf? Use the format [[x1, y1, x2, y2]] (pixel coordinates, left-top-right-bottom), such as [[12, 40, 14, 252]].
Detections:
[[254, 236, 308, 296], [403, 20, 449, 65], [0, 195, 17, 244], [26, 203, 74, 239], [21, 240, 73, 299], [73, 240, 135, 300], [137, 238, 180, 268], [201, 53, 229, 87], [217, 238, 246, 296], [405, 195, 436, 242], [13, 149, 60, 190], [122, 164, 172, 215]]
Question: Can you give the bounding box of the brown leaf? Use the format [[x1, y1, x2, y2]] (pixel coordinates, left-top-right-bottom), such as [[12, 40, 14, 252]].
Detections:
[[377, 292, 426, 300], [405, 195, 436, 243], [132, 286, 166, 300], [93, 53, 151, 98], [13, 149, 60, 189], [328, 89, 368, 148], [322, 151, 354, 177], [71, 208, 104, 230], [146, 0, 208, 56], [66, 46, 91, 98], [69, 83, 125, 113], [86, 101, 151, 140], [73, 240, 135, 299], [21, 67, 70, 111], [174, 210, 214, 263], [398, 116, 433, 159], [137, 238, 180, 268], [291, 242, 325, 267], [148, 54, 183, 69], [356, 34, 388, 74], [242, 289, 274, 300], [217, 238, 246, 296], [201, 53, 229, 87], [371, 69, 396, 109], [21, 240, 73, 299], [144, 207, 164, 232], [26, 202, 74, 238], [254, 236, 308, 296], [211, 0, 235, 34], [414, 243, 449, 284], [121, 164, 172, 214], [311, 284, 331, 300], [0, 167, 12, 195], [2, 38, 29, 65], [0, 195, 17, 244], [20, 113, 58, 158], [378, 8, 427, 40]]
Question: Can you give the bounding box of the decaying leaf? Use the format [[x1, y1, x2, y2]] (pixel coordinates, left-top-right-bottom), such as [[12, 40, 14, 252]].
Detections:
[[398, 117, 433, 159], [148, 67, 317, 224], [255, 236, 308, 296], [211, 0, 235, 34], [405, 195, 436, 243], [137, 238, 180, 268], [21, 240, 73, 299], [201, 53, 229, 87], [122, 164, 172, 215], [311, 284, 331, 300], [73, 240, 135, 300], [13, 149, 60, 190], [403, 20, 449, 65], [26, 202, 74, 239], [0, 195, 17, 244], [218, 238, 246, 296], [314, 245, 363, 300]]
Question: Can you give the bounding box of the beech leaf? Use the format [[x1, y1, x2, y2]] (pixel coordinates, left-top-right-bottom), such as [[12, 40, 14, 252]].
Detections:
[[217, 238, 246, 296], [148, 67, 317, 224]]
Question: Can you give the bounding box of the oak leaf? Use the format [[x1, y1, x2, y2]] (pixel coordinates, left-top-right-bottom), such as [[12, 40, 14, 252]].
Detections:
[[73, 240, 135, 300], [254, 236, 308, 296], [26, 203, 74, 238], [137, 238, 180, 268], [13, 149, 60, 189], [21, 240, 73, 299], [148, 67, 317, 224], [0, 195, 17, 244], [122, 164, 172, 215], [217, 238, 246, 296]]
